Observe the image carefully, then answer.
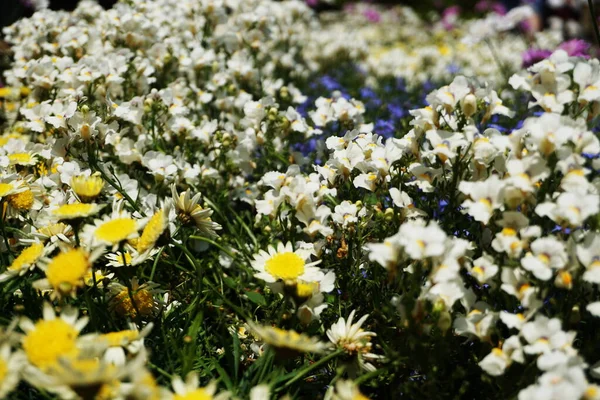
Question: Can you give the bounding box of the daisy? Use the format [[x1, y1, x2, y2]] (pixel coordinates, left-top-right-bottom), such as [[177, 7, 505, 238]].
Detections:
[[106, 246, 157, 268], [81, 209, 140, 250], [251, 242, 324, 289], [34, 247, 98, 299], [108, 278, 162, 320], [19, 303, 89, 371], [0, 242, 47, 282], [0, 180, 27, 199], [248, 322, 330, 357], [0, 343, 26, 398], [137, 203, 171, 254], [30, 348, 146, 400], [169, 372, 229, 400], [171, 184, 221, 237], [51, 202, 104, 220], [70, 173, 105, 202], [30, 222, 73, 244], [327, 310, 381, 372]]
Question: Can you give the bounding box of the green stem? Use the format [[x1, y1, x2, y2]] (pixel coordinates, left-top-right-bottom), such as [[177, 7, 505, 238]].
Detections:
[[275, 349, 344, 390]]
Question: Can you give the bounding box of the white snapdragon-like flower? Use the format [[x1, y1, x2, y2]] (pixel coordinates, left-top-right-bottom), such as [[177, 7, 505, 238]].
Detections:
[[479, 335, 524, 376], [458, 175, 505, 224], [521, 237, 567, 281]]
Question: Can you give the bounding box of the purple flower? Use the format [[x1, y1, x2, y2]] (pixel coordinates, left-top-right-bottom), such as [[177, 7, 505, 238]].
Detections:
[[522, 48, 552, 68], [363, 8, 381, 23], [441, 6, 460, 30], [558, 39, 590, 58]]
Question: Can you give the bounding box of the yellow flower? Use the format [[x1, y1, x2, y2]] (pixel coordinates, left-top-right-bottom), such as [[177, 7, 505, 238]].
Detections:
[[247, 322, 329, 357], [22, 319, 79, 369], [71, 174, 105, 202], [82, 210, 139, 250], [43, 248, 91, 297], [137, 206, 169, 254], [109, 278, 160, 319], [7, 189, 34, 211], [8, 153, 36, 166], [8, 242, 44, 273], [0, 181, 26, 199], [52, 202, 104, 220]]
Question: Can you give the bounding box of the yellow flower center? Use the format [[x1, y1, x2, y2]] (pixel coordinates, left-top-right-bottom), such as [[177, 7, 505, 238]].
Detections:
[[39, 222, 70, 238], [0, 358, 6, 382], [101, 330, 139, 347], [46, 248, 90, 293], [501, 227, 517, 236], [8, 153, 34, 165], [174, 388, 212, 400], [138, 209, 166, 253], [53, 203, 99, 219], [95, 218, 137, 244], [8, 189, 34, 211], [71, 175, 105, 201], [9, 243, 44, 272], [22, 319, 78, 369], [113, 288, 154, 318], [265, 252, 305, 281], [296, 282, 318, 298], [0, 183, 14, 197]]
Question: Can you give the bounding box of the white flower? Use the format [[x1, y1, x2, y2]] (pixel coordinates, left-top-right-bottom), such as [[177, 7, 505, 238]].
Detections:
[[578, 232, 600, 284], [458, 175, 505, 224], [536, 192, 599, 227], [479, 335, 524, 376], [453, 302, 496, 340], [521, 237, 567, 281], [327, 310, 381, 372], [468, 253, 499, 284], [398, 220, 447, 260], [251, 242, 323, 288]]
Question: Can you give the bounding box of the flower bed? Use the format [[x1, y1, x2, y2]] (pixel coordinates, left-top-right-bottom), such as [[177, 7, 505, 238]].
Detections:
[[0, 1, 599, 399]]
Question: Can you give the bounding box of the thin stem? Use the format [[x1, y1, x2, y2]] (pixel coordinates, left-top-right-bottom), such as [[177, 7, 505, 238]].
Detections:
[[275, 349, 344, 391]]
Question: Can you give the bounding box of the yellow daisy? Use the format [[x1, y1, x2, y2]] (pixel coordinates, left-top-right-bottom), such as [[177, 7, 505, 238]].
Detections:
[[52, 202, 104, 220], [33, 247, 94, 299], [70, 174, 105, 202], [81, 210, 140, 250], [19, 303, 88, 371], [0, 242, 47, 282], [247, 321, 329, 357]]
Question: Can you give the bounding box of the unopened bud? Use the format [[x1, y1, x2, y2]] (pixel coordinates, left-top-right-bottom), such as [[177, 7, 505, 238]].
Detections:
[[461, 94, 477, 118]]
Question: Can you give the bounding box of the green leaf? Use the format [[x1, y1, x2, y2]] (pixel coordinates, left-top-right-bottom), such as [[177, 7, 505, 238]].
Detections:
[[245, 290, 266, 307]]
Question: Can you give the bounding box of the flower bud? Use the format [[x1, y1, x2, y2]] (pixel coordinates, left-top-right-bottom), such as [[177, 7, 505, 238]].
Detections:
[[461, 94, 477, 118]]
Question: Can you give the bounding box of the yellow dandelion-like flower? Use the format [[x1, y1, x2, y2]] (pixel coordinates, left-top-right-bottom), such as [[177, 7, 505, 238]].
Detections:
[[19, 303, 88, 371], [71, 174, 105, 202], [35, 248, 91, 298], [52, 202, 104, 220], [137, 206, 169, 254]]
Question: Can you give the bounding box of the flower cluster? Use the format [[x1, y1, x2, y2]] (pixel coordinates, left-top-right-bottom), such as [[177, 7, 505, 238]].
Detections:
[[0, 0, 599, 399]]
